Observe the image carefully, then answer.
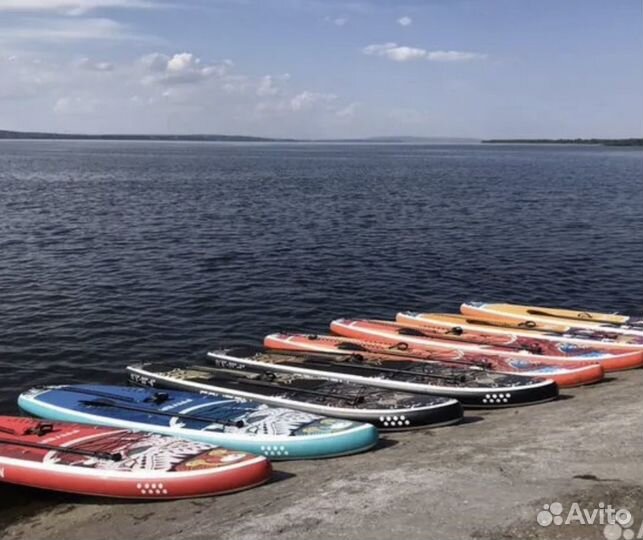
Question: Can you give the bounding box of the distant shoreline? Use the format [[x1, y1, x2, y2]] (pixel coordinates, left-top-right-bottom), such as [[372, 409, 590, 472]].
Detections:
[[482, 138, 643, 147], [2, 130, 640, 146], [0, 130, 290, 143], [0, 130, 475, 144]]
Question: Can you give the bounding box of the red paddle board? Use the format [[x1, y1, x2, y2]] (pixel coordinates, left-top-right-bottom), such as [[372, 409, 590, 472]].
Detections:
[[0, 416, 271, 499]]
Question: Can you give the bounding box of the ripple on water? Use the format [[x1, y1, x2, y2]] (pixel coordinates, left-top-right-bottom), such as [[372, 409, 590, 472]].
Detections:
[[0, 141, 642, 411]]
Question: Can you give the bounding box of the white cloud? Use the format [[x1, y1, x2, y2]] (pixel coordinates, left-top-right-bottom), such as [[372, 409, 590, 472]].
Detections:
[[363, 42, 425, 62], [363, 42, 486, 63], [140, 51, 168, 72], [0, 17, 139, 43], [0, 0, 157, 15], [256, 75, 278, 96], [166, 52, 195, 72], [290, 90, 336, 111], [255, 73, 289, 96], [397, 16, 412, 27], [0, 49, 355, 137], [141, 52, 230, 85]]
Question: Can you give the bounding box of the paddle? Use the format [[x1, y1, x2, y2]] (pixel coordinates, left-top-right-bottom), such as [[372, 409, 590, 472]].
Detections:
[[0, 425, 122, 461], [322, 354, 470, 383], [235, 353, 471, 383], [460, 317, 624, 340], [54, 386, 139, 403], [526, 309, 640, 328], [297, 334, 492, 369], [382, 342, 493, 370], [460, 317, 546, 331], [78, 398, 245, 428], [334, 340, 493, 370], [49, 386, 245, 427], [397, 326, 545, 354], [191, 365, 368, 405]]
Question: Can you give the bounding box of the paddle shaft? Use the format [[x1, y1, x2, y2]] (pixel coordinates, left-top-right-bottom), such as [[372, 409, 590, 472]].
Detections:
[[51, 386, 244, 427], [305, 355, 469, 382], [303, 337, 492, 370], [80, 399, 245, 428], [0, 438, 122, 461], [193, 365, 367, 404], [213, 356, 468, 382], [398, 326, 547, 354], [368, 343, 492, 370], [526, 309, 639, 328]]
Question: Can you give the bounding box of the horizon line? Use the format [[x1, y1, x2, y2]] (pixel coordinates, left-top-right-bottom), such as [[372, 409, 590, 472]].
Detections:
[[1, 129, 642, 143]]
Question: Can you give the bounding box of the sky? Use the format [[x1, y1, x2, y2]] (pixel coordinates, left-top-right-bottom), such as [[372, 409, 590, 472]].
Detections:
[[0, 0, 641, 138]]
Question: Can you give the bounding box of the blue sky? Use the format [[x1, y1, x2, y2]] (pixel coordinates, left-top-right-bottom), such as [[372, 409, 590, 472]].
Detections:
[[0, 0, 641, 138]]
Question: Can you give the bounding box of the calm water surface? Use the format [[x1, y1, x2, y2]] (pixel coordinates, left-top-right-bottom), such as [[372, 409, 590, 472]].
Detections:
[[1, 141, 642, 411]]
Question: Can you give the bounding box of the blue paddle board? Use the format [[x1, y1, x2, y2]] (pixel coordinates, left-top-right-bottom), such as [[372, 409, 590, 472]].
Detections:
[[18, 385, 378, 460]]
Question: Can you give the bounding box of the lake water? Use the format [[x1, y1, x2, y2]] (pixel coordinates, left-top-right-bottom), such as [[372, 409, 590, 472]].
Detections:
[[1, 141, 641, 411]]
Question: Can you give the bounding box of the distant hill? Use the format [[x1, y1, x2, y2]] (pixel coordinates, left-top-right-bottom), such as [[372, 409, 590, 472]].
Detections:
[[322, 136, 480, 144], [3, 130, 639, 146], [0, 129, 479, 144], [483, 138, 643, 147], [0, 129, 291, 142]]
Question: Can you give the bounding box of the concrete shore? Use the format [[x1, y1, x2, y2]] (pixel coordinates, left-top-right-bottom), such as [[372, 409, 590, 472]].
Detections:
[[3, 370, 642, 540]]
